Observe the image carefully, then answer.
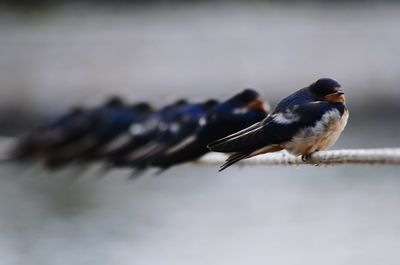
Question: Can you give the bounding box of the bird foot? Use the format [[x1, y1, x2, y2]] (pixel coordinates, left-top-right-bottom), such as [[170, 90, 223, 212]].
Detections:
[[301, 154, 312, 162], [301, 152, 319, 166]]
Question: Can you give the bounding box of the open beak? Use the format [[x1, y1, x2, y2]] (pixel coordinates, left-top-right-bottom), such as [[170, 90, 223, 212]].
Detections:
[[325, 89, 345, 103]]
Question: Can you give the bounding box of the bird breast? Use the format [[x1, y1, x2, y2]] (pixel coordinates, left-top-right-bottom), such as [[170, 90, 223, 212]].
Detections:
[[285, 108, 349, 156]]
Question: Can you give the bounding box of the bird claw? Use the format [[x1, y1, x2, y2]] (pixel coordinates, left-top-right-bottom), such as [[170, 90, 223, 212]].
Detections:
[[301, 153, 319, 166], [301, 154, 311, 162]]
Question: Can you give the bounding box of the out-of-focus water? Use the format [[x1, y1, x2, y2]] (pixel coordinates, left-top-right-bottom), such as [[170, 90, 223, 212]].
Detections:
[[0, 3, 400, 265]]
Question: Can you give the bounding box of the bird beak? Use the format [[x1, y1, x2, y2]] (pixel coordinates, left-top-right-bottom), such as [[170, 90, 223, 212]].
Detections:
[[325, 89, 345, 103], [247, 97, 268, 111]]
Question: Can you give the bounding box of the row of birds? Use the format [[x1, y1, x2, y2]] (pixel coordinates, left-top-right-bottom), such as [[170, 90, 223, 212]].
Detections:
[[10, 77, 348, 173]]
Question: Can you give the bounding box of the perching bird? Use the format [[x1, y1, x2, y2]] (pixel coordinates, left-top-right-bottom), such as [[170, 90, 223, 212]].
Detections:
[[101, 99, 189, 167], [42, 97, 153, 169], [154, 89, 270, 170], [41, 96, 125, 155], [208, 78, 349, 171], [120, 100, 219, 176], [67, 101, 153, 162], [25, 97, 151, 169], [10, 106, 86, 161]]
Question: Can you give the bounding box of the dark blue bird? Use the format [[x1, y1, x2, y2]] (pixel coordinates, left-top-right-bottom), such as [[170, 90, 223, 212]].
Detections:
[[125, 99, 219, 172], [75, 101, 153, 160], [208, 78, 349, 171], [41, 97, 153, 168], [101, 99, 189, 167], [9, 107, 86, 161], [153, 89, 270, 170], [42, 96, 125, 154], [10, 106, 86, 160]]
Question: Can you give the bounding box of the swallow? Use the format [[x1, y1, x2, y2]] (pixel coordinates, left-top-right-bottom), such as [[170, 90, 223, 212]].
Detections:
[[74, 101, 154, 160], [127, 99, 219, 172], [208, 78, 349, 171], [43, 96, 125, 152], [153, 89, 270, 170], [101, 99, 189, 167], [42, 97, 153, 169], [10, 106, 86, 161]]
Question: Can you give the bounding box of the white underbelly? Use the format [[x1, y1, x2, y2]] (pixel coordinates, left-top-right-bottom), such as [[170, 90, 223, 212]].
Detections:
[[285, 109, 348, 156]]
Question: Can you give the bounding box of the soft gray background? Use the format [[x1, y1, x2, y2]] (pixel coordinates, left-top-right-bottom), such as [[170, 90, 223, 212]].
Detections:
[[0, 2, 399, 131], [0, 2, 399, 265]]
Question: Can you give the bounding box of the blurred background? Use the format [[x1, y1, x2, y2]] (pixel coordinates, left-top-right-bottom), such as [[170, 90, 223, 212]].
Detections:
[[0, 0, 399, 264]]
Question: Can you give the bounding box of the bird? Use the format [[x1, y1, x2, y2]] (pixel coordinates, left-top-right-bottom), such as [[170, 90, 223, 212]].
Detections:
[[41, 96, 125, 155], [118, 99, 219, 176], [100, 99, 189, 168], [136, 99, 219, 168], [78, 101, 153, 158], [153, 89, 270, 170], [9, 106, 86, 161], [55, 101, 154, 166], [207, 78, 349, 171], [14, 96, 152, 169]]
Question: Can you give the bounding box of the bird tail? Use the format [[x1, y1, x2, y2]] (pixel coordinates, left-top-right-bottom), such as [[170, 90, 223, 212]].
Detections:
[[219, 151, 252, 172]]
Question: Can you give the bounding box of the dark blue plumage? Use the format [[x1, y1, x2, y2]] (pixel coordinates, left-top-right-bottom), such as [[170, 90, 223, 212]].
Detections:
[[153, 89, 269, 169], [115, 100, 218, 172], [13, 81, 348, 173], [273, 88, 313, 113], [42, 101, 153, 168], [42, 97, 126, 152], [208, 78, 349, 171], [10, 107, 86, 160], [133, 100, 219, 169], [8, 97, 153, 169], [273, 78, 341, 113], [101, 99, 189, 167]]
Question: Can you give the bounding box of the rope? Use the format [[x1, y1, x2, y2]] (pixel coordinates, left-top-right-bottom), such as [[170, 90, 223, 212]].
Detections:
[[198, 148, 400, 167], [1, 137, 400, 166]]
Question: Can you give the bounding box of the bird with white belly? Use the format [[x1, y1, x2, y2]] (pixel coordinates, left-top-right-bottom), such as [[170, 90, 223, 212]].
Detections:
[[207, 78, 349, 171]]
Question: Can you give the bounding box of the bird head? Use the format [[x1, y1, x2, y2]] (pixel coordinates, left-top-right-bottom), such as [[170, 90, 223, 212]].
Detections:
[[202, 99, 219, 111], [172, 99, 189, 107], [130, 102, 153, 113], [309, 78, 345, 103], [104, 96, 125, 107], [231, 88, 270, 112], [198, 89, 268, 139]]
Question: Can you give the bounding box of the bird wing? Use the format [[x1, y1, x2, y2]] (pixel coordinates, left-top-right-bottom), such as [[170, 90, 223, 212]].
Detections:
[[206, 121, 263, 147], [207, 115, 281, 153], [208, 101, 341, 154], [272, 88, 312, 113]]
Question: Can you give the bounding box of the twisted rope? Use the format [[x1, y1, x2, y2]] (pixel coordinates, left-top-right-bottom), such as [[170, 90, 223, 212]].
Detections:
[[1, 137, 400, 166], [198, 148, 400, 167]]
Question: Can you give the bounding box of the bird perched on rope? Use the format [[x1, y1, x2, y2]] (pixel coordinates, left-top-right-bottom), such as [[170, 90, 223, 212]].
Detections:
[[153, 89, 270, 170], [122, 99, 219, 175], [208, 78, 349, 171], [9, 106, 86, 161], [100, 99, 189, 167], [41, 97, 153, 169], [10, 96, 153, 168]]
